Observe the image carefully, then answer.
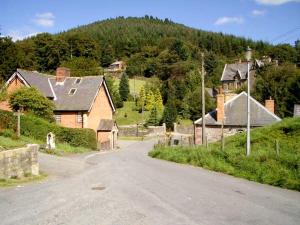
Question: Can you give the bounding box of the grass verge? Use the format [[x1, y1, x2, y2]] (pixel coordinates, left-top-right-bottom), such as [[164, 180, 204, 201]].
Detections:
[[149, 117, 300, 191], [0, 131, 91, 155], [0, 172, 47, 187]]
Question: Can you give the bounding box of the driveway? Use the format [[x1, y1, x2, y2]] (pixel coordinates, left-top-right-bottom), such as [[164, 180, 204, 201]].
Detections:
[[0, 140, 299, 225]]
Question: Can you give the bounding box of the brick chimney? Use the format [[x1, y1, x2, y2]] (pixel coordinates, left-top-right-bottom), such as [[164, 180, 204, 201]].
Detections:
[[217, 93, 225, 122], [56, 67, 70, 82], [265, 97, 275, 114]]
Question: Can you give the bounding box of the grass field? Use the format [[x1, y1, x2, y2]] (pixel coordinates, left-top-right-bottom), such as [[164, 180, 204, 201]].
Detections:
[[114, 101, 150, 125], [114, 77, 147, 96], [149, 117, 300, 191]]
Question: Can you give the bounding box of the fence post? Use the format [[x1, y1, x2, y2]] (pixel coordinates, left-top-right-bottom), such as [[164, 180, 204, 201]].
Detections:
[[221, 120, 225, 151], [275, 139, 279, 156]]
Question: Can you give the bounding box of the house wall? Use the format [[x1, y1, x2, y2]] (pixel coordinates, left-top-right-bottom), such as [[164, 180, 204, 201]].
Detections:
[[0, 76, 26, 112], [87, 85, 113, 132], [87, 85, 114, 147], [58, 112, 83, 128], [6, 76, 26, 94]]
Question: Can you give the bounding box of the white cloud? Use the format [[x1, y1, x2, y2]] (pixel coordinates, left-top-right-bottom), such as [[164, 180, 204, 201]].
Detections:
[[252, 9, 266, 16], [214, 17, 244, 25], [33, 12, 55, 27], [8, 29, 40, 41], [255, 0, 300, 5]]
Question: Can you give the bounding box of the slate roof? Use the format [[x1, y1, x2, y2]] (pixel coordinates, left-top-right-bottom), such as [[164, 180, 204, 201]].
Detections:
[[195, 92, 281, 127], [11, 69, 114, 112], [221, 62, 254, 81], [17, 69, 55, 98], [49, 76, 103, 111], [97, 119, 114, 131]]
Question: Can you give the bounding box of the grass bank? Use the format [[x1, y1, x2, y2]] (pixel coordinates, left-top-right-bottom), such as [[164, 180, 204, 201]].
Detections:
[[149, 117, 300, 191], [0, 131, 91, 155], [114, 101, 150, 125]]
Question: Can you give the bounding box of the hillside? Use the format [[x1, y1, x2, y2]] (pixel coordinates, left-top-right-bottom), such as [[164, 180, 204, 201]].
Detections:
[[149, 117, 300, 191]]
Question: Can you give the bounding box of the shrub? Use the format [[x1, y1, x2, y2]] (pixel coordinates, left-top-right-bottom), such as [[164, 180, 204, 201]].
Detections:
[[0, 110, 97, 149], [9, 87, 55, 122]]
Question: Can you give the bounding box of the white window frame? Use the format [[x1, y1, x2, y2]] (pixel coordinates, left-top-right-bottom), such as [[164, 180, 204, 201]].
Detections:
[[69, 88, 77, 95]]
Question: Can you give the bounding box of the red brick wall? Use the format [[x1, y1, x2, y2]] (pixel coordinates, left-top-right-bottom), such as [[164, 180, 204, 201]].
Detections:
[[57, 112, 83, 128], [0, 76, 25, 112]]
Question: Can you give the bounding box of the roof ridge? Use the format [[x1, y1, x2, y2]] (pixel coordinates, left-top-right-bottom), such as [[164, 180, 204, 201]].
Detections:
[[17, 68, 54, 77]]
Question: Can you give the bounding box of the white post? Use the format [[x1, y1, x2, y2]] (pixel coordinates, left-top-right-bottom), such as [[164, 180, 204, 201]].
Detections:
[[246, 46, 252, 156], [201, 53, 206, 146]]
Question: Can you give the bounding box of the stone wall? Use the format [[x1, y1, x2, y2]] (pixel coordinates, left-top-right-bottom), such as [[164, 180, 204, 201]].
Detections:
[[176, 124, 194, 135], [195, 125, 245, 145], [0, 144, 39, 179], [118, 124, 166, 137]]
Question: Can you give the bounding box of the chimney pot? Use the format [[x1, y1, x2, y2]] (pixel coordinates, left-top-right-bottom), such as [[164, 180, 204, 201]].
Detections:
[[265, 98, 275, 114], [56, 67, 70, 82]]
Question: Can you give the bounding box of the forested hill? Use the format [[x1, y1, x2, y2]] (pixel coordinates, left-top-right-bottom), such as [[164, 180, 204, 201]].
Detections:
[[63, 16, 271, 59], [1, 16, 298, 83]]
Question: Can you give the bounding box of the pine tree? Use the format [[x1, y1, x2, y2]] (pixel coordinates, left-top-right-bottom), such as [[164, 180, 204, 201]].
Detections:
[[145, 90, 155, 111], [119, 72, 130, 101], [153, 88, 163, 112], [161, 95, 177, 129], [137, 86, 145, 112], [147, 106, 159, 126]]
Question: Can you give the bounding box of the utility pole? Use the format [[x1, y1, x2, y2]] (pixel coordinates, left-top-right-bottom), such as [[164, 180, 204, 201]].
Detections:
[[201, 53, 206, 146], [246, 46, 252, 156]]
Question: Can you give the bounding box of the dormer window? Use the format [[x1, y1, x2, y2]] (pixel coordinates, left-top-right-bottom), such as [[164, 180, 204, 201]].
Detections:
[[69, 88, 77, 95], [74, 78, 82, 84]]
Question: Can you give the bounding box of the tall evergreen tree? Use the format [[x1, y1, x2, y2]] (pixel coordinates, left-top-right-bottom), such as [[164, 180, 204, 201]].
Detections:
[[161, 94, 177, 129], [147, 106, 159, 126], [119, 72, 130, 101], [137, 86, 145, 112], [145, 90, 155, 111]]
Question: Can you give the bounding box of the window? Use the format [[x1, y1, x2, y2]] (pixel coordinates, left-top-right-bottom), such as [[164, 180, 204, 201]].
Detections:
[[69, 88, 77, 95], [74, 78, 81, 84], [77, 112, 83, 123], [54, 113, 61, 123]]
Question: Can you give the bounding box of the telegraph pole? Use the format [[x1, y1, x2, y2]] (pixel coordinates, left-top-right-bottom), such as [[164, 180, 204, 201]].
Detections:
[[201, 53, 206, 146], [245, 46, 252, 156]]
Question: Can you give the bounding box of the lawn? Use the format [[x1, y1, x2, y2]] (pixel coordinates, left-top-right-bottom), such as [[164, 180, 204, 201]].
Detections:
[[114, 77, 147, 96], [149, 117, 300, 191], [114, 101, 150, 125]]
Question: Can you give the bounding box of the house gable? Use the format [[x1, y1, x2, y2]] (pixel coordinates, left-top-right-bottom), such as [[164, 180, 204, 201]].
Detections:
[[195, 92, 281, 126]]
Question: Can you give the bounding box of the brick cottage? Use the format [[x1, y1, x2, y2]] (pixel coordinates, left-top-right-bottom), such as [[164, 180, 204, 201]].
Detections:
[[0, 67, 117, 150]]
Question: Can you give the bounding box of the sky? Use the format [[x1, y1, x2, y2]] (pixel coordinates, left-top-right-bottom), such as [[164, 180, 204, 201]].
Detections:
[[1, 0, 300, 45]]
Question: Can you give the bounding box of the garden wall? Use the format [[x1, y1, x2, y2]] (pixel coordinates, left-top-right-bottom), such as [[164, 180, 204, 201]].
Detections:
[[0, 144, 39, 179]]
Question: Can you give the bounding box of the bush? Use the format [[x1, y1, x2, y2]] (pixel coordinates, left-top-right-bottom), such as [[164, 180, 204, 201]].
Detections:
[[0, 110, 97, 149], [9, 87, 55, 122]]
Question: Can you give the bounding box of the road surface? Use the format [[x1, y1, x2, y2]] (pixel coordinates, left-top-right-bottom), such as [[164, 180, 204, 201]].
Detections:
[[0, 140, 299, 225]]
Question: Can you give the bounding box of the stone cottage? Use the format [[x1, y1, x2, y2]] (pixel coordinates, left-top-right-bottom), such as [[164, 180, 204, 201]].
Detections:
[[0, 67, 118, 150], [194, 91, 281, 145], [221, 59, 265, 92]]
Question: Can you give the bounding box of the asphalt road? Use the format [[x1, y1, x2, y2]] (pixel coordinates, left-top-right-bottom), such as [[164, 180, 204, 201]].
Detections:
[[0, 140, 299, 225]]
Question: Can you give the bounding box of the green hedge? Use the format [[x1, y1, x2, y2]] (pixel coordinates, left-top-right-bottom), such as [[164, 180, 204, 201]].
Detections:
[[0, 110, 97, 150]]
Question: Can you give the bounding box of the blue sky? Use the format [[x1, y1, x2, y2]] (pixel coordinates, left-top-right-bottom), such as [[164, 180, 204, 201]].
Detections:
[[1, 0, 300, 45]]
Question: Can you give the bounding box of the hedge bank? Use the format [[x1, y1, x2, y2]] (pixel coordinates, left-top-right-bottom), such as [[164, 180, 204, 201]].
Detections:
[[0, 110, 97, 150]]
